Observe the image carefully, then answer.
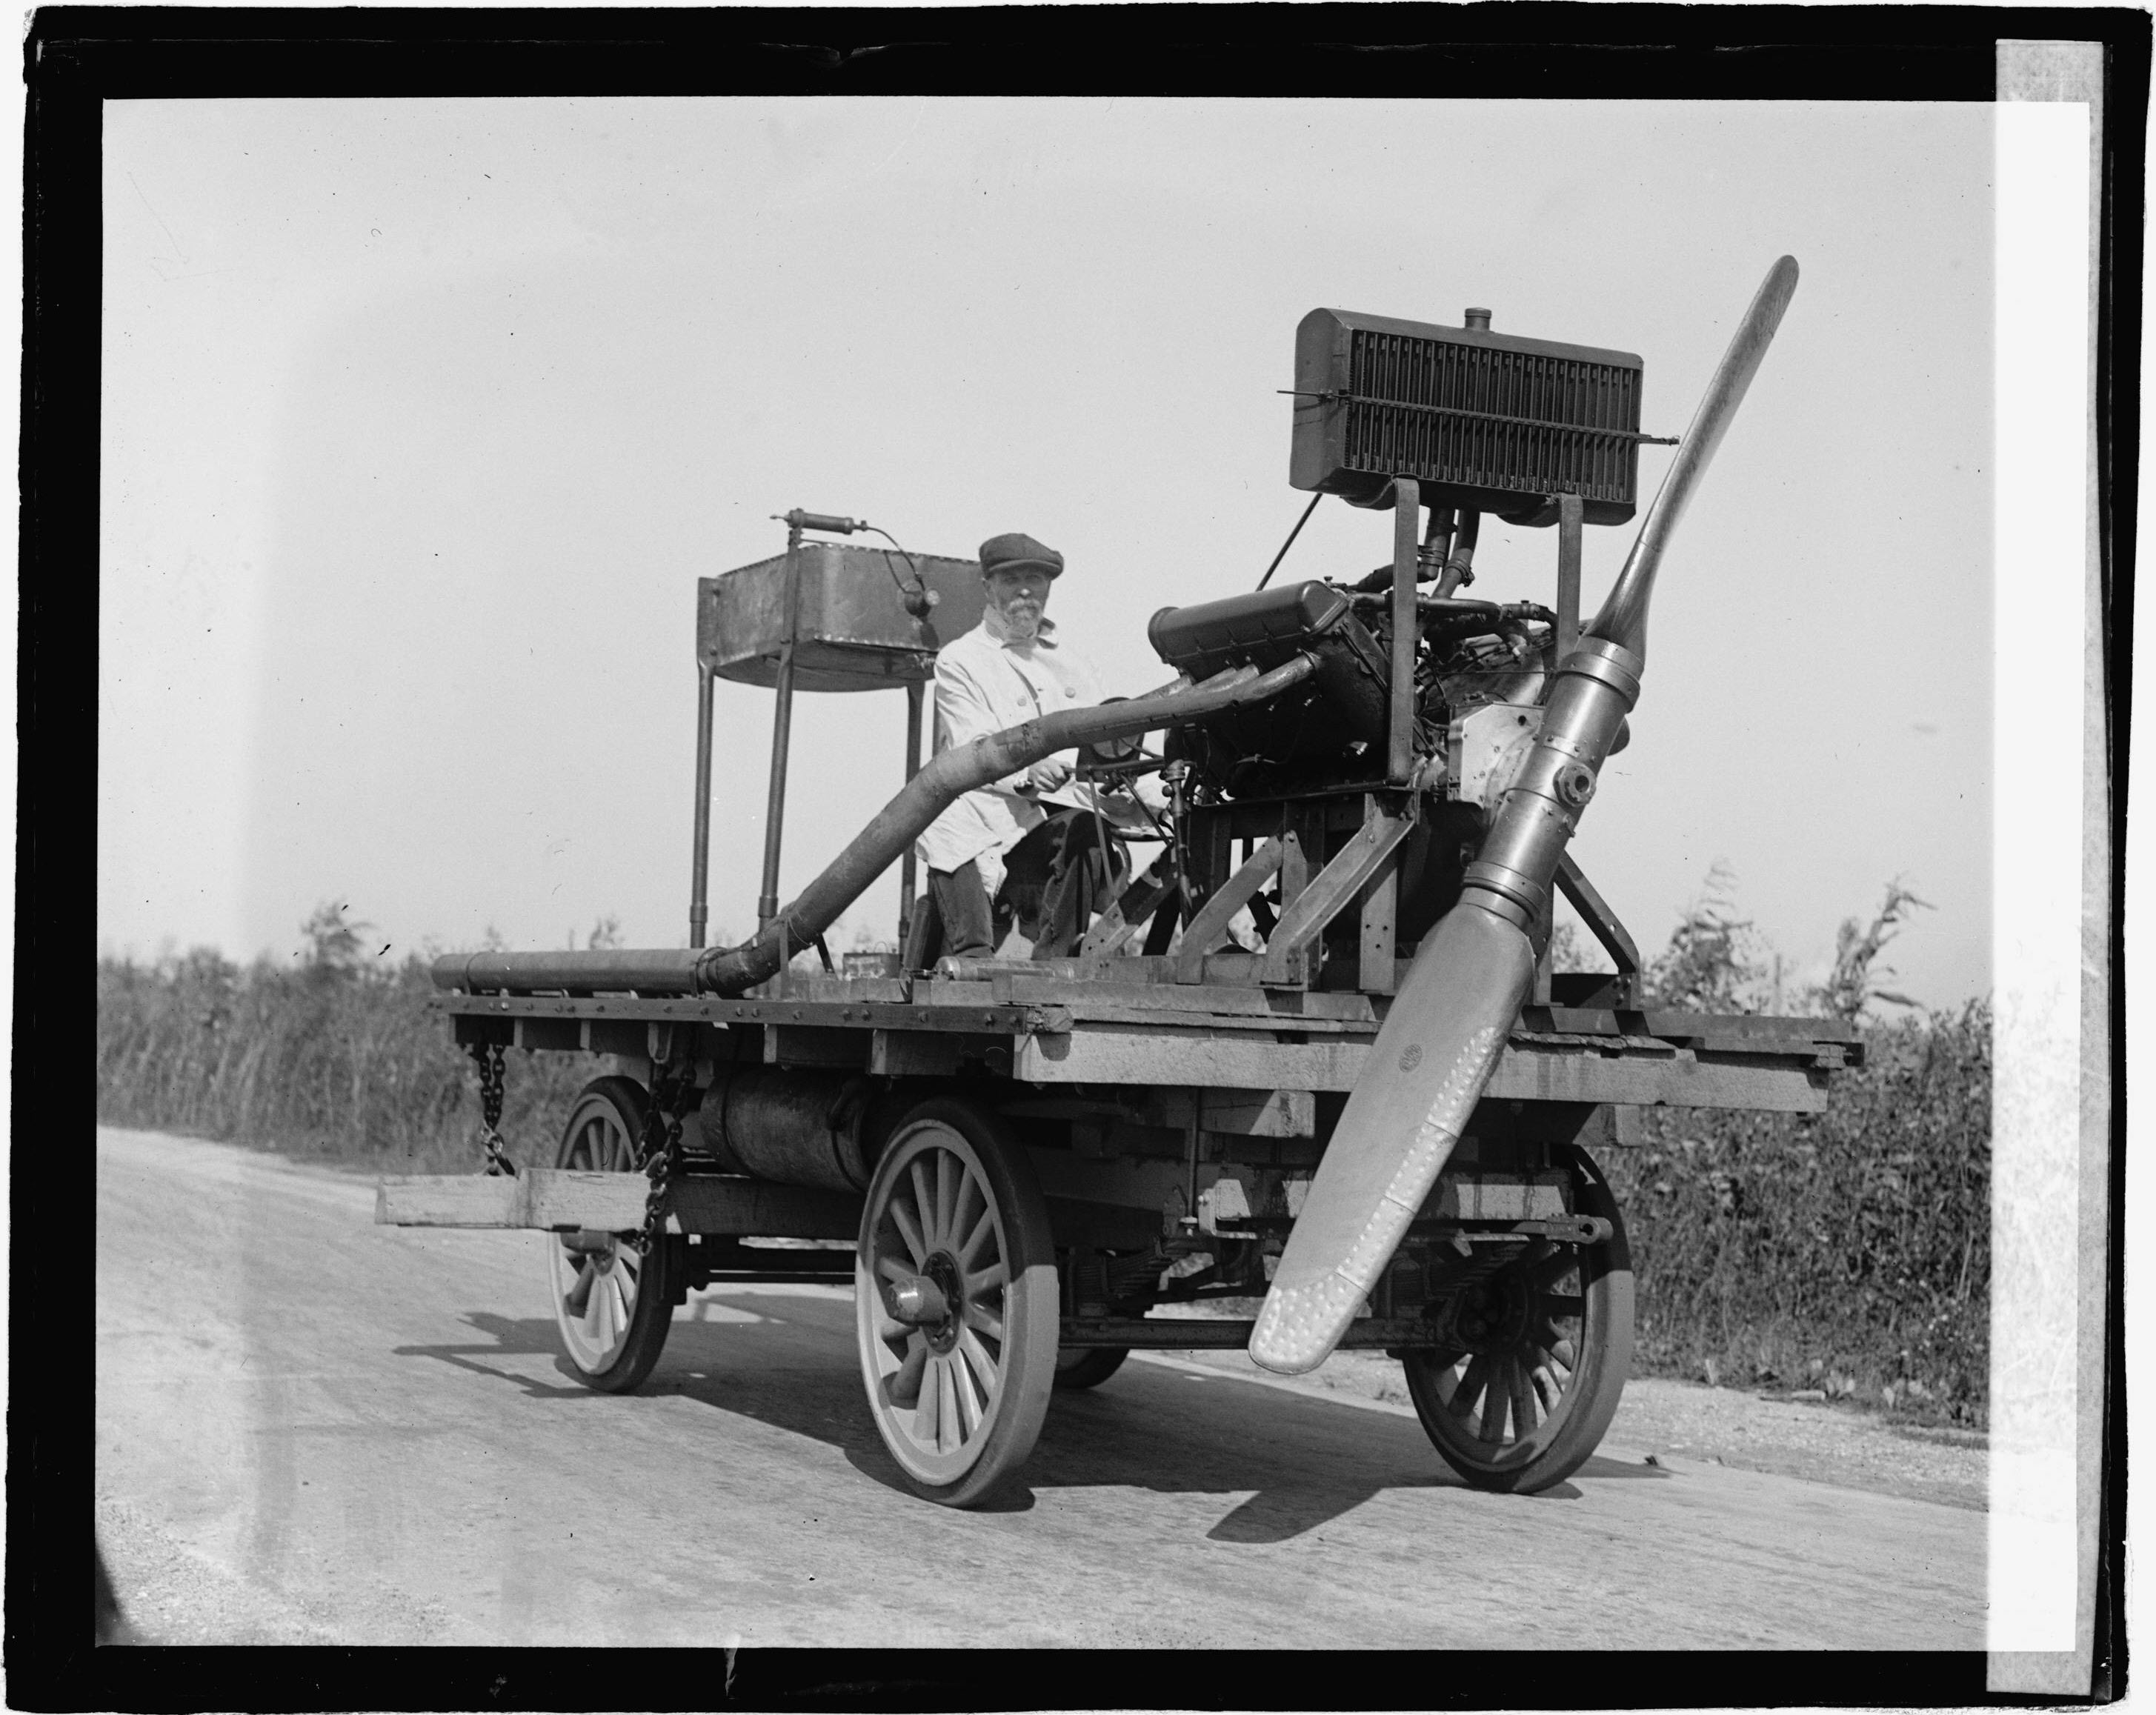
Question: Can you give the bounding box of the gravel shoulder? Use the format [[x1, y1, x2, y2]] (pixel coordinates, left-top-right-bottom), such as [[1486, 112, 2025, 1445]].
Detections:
[[1141, 1346, 1986, 1512]]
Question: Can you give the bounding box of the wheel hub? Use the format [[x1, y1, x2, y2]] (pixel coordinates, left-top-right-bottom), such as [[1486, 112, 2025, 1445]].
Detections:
[[918, 1252, 963, 1353], [888, 1252, 965, 1353], [1452, 1271, 1533, 1356]]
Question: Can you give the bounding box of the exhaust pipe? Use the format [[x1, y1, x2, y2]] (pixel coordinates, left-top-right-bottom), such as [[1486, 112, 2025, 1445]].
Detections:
[[1248, 257, 1801, 1375], [433, 655, 1319, 999]]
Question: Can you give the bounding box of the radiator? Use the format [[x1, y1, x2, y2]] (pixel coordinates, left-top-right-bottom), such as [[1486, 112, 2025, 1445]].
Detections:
[[1289, 307, 1646, 526]]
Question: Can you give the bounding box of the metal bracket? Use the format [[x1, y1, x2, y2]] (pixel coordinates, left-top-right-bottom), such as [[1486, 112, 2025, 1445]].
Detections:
[[1388, 476, 1420, 783], [1555, 492, 1583, 661], [1553, 853, 1642, 1005], [646, 1020, 683, 1070], [1425, 1214, 1614, 1246]]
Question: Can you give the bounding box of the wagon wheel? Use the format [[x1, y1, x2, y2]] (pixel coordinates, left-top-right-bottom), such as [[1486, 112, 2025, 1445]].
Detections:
[[1054, 1348, 1130, 1391], [854, 1100, 1059, 1507], [1400, 1143, 1634, 1494], [546, 1076, 677, 1394]]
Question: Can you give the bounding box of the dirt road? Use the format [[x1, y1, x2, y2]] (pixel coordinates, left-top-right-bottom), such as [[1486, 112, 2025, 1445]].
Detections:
[[96, 1127, 1984, 1649]]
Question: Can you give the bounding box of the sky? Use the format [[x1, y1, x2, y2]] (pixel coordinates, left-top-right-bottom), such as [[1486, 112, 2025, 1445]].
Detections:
[[99, 97, 1996, 1004]]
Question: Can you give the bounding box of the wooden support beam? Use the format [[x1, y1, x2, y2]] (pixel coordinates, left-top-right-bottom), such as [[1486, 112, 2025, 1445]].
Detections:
[[375, 1170, 862, 1239], [1357, 796, 1401, 995], [1011, 1027, 1830, 1110], [1174, 838, 1284, 982], [1258, 805, 1413, 986]]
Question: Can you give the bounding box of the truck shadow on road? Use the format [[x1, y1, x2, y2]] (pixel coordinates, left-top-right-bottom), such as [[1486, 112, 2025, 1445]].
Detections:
[[398, 1294, 1668, 1542]]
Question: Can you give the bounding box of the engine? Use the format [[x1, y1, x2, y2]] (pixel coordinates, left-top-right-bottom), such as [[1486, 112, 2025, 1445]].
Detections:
[[1148, 578, 1557, 805]]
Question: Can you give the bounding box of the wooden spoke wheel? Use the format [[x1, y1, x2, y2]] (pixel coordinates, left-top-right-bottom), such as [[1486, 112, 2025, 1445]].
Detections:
[[854, 1100, 1059, 1507], [546, 1076, 676, 1394], [1053, 1348, 1130, 1391], [1401, 1144, 1634, 1493]]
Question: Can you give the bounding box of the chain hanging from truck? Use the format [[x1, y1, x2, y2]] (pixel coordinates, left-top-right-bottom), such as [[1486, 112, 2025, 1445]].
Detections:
[[467, 1040, 517, 1177], [635, 1058, 698, 1256]]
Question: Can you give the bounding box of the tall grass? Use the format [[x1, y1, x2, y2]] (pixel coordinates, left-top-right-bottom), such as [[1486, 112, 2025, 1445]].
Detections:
[[1580, 872, 1989, 1423], [94, 946, 588, 1175], [1601, 1003, 1989, 1425]]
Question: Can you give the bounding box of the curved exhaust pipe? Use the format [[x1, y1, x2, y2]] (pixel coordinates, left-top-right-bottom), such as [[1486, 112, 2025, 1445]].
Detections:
[[433, 655, 1319, 999], [693, 655, 1315, 996], [1248, 258, 1800, 1376]]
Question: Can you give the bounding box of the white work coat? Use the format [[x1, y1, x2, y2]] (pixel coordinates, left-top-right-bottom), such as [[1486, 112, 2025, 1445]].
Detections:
[[915, 610, 1115, 894]]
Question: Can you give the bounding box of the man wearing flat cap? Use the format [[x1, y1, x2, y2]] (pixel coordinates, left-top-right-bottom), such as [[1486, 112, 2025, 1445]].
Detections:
[[907, 531, 1143, 967]]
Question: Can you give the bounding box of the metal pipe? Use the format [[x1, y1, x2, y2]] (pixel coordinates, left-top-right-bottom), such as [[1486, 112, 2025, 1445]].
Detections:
[[689, 660, 716, 948], [898, 680, 925, 952], [780, 509, 863, 536], [1418, 507, 1456, 585], [433, 945, 709, 994], [1588, 256, 1801, 665], [433, 657, 1319, 998], [1433, 509, 1480, 596], [1388, 478, 1420, 782], [1254, 493, 1322, 591], [1351, 501, 1448, 596], [757, 522, 806, 928]]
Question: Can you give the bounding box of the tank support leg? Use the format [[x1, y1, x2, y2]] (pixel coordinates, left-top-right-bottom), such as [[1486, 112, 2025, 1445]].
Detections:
[[899, 680, 925, 953], [759, 525, 807, 929], [691, 660, 716, 948]]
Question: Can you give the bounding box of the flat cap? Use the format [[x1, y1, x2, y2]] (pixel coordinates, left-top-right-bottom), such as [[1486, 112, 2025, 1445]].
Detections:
[[979, 532, 1064, 579]]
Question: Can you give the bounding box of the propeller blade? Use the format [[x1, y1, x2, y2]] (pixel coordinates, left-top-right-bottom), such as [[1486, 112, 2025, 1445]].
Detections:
[[1250, 907, 1533, 1372], [1587, 255, 1801, 665], [1249, 256, 1801, 1376]]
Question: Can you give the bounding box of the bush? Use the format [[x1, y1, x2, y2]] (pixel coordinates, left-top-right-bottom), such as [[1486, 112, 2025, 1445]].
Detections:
[[1601, 1002, 1990, 1426]]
